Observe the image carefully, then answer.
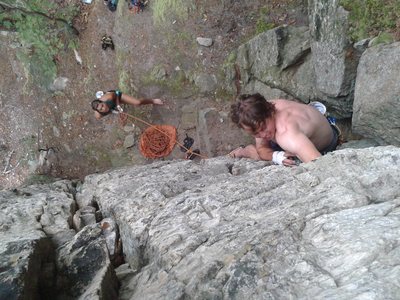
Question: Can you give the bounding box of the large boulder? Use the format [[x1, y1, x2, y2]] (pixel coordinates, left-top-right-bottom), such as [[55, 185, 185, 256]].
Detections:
[[309, 0, 353, 96], [56, 224, 119, 300], [223, 0, 367, 119], [0, 180, 119, 299], [308, 0, 362, 117], [228, 21, 360, 118], [0, 181, 76, 299], [352, 42, 400, 146], [78, 146, 400, 299], [233, 26, 316, 104]]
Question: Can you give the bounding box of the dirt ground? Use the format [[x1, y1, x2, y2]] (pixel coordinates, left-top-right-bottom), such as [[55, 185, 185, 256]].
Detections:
[[0, 0, 307, 189]]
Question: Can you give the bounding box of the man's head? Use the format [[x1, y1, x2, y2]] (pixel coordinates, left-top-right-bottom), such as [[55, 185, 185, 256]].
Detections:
[[91, 99, 110, 115], [231, 93, 276, 138]]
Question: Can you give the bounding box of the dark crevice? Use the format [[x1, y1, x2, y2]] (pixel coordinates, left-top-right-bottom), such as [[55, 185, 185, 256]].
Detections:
[[227, 163, 234, 174], [281, 48, 311, 71]]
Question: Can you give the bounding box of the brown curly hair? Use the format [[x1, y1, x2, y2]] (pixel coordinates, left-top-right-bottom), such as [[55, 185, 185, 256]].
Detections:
[[230, 93, 276, 133]]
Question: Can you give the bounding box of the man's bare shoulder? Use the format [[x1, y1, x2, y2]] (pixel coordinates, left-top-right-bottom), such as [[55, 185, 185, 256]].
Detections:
[[271, 99, 303, 109], [269, 98, 290, 104], [275, 107, 304, 137]]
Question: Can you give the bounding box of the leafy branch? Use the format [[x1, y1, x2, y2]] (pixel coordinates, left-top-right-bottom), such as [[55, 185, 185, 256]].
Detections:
[[0, 0, 81, 89], [0, 0, 79, 35]]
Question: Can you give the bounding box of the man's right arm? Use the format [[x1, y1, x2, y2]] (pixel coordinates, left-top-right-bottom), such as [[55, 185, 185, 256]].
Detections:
[[256, 138, 296, 166]]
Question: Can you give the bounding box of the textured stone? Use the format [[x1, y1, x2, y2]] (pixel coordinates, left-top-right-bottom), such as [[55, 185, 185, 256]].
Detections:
[[56, 224, 119, 299], [352, 42, 400, 146], [194, 73, 218, 93], [0, 181, 76, 299], [123, 134, 135, 149], [234, 26, 318, 106], [309, 0, 351, 96], [49, 77, 69, 92], [0, 180, 120, 299], [196, 37, 213, 47], [78, 146, 400, 299]]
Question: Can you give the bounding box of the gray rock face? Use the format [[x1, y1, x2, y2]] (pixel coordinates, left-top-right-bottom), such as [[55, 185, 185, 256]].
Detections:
[[309, 0, 352, 96], [49, 77, 69, 92], [0, 180, 119, 299], [194, 73, 218, 94], [226, 0, 371, 119], [57, 224, 119, 300], [234, 25, 316, 105], [78, 146, 400, 299], [352, 42, 400, 146], [196, 37, 213, 47], [0, 237, 55, 300], [0, 181, 76, 299]]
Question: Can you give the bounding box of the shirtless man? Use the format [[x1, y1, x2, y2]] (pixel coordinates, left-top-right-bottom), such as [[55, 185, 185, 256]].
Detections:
[[230, 93, 338, 166], [91, 90, 164, 120]]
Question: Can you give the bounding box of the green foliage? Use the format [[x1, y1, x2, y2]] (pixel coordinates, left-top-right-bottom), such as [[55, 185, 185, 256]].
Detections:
[[167, 70, 189, 95], [2, 20, 14, 29], [254, 5, 276, 35], [15, 15, 59, 86], [67, 39, 79, 51], [23, 174, 56, 186], [256, 19, 275, 34], [118, 70, 131, 93], [340, 0, 400, 41], [225, 51, 237, 65], [369, 32, 395, 46], [152, 0, 194, 25], [260, 7, 269, 15], [55, 3, 80, 20], [215, 87, 234, 102], [0, 0, 80, 89]]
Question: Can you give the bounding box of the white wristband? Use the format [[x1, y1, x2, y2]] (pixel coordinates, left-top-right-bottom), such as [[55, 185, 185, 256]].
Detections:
[[272, 151, 286, 165]]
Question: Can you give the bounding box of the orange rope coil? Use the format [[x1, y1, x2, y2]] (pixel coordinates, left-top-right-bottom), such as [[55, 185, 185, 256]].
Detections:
[[121, 111, 208, 159], [139, 125, 177, 158]]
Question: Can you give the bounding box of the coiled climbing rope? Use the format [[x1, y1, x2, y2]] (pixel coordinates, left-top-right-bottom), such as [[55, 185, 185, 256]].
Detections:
[[139, 125, 176, 159], [120, 111, 208, 160]]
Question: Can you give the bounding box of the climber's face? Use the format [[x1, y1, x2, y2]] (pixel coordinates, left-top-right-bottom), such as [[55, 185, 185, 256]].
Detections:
[[243, 118, 275, 140], [96, 102, 109, 113]]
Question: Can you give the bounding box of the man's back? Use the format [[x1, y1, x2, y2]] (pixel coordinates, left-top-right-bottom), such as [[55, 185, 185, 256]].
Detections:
[[272, 99, 333, 152], [230, 94, 337, 164]]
